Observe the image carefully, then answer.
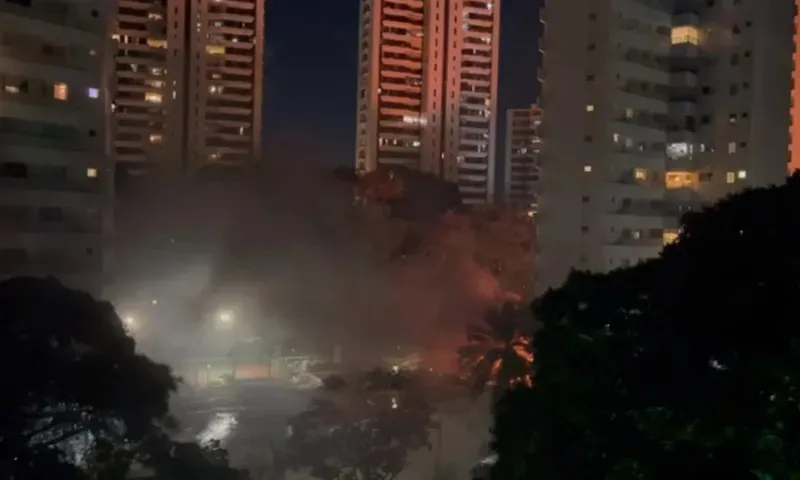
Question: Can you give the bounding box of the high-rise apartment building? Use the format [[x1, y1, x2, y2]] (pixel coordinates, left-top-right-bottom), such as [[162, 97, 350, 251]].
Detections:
[[535, 0, 795, 293], [504, 106, 542, 211], [355, 0, 501, 204], [113, 0, 264, 174], [0, 0, 114, 294], [791, 8, 800, 174]]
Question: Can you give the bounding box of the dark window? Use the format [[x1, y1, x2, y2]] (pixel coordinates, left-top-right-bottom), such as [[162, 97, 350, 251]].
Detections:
[[0, 162, 27, 178], [38, 207, 63, 222]]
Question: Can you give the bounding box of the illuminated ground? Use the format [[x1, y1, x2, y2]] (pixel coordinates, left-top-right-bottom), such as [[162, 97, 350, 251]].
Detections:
[[171, 381, 313, 474]]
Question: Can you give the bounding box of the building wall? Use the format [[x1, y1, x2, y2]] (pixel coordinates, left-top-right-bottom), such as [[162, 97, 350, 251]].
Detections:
[[535, 0, 794, 294], [112, 0, 265, 175], [355, 0, 501, 204], [504, 106, 541, 212], [0, 0, 114, 295], [789, 1, 800, 174]]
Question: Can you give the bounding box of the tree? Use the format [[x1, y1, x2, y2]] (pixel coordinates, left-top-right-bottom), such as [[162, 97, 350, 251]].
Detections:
[[457, 302, 534, 399], [491, 175, 800, 479], [469, 207, 535, 301], [137, 438, 246, 479], [0, 277, 242, 479], [282, 370, 436, 480]]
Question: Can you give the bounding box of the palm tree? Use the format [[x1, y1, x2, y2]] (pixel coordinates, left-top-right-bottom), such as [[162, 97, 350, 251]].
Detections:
[[457, 301, 534, 400]]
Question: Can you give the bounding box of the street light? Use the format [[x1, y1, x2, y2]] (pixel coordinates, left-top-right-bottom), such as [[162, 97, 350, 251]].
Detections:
[[215, 309, 235, 331], [122, 314, 140, 334]]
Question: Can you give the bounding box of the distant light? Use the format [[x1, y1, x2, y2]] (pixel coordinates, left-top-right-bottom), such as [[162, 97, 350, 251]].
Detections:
[[122, 315, 140, 333], [87, 87, 99, 99], [197, 412, 238, 447], [151, 299, 158, 305], [215, 310, 235, 330]]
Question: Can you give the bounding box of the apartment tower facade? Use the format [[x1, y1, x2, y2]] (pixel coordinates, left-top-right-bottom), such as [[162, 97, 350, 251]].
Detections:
[[504, 106, 542, 211], [355, 0, 501, 204], [535, 0, 795, 293], [0, 0, 114, 294], [791, 7, 800, 174], [113, 0, 265, 175]]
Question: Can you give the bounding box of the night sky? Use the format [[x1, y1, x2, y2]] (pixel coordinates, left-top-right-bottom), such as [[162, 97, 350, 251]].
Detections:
[[264, 0, 541, 171]]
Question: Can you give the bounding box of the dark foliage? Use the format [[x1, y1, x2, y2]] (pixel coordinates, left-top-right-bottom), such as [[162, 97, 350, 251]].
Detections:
[[457, 302, 534, 399], [491, 175, 800, 479], [0, 277, 242, 479], [282, 369, 436, 480], [385, 166, 463, 222]]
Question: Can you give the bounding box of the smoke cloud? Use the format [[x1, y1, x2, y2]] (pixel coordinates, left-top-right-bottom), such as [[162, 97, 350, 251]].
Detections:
[[110, 163, 525, 371]]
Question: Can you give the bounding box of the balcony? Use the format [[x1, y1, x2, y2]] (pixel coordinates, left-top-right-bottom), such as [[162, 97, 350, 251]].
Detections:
[[669, 101, 696, 117], [669, 72, 699, 101], [0, 0, 107, 33]]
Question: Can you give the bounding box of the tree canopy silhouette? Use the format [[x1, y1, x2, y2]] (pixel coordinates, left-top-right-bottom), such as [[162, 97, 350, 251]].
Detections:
[[492, 175, 800, 479], [457, 301, 534, 399], [281, 369, 436, 480], [0, 277, 242, 479]]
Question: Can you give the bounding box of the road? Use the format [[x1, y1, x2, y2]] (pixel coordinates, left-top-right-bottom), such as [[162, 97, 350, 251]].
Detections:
[[170, 381, 313, 474]]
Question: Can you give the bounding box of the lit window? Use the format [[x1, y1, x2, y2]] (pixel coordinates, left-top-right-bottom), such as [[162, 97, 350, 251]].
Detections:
[[634, 168, 648, 180], [148, 12, 163, 20], [145, 92, 162, 103], [86, 168, 98, 178], [612, 133, 620, 143], [4, 84, 19, 94], [586, 104, 595, 112], [583, 165, 592, 173], [666, 142, 690, 160], [402, 115, 426, 125], [671, 26, 701, 45], [631, 230, 641, 240], [206, 45, 226, 55], [728, 142, 737, 153], [726, 172, 736, 183], [737, 170, 746, 179], [149, 133, 163, 144], [147, 38, 167, 49], [625, 108, 634, 119], [87, 87, 99, 99], [665, 171, 699, 189], [662, 230, 679, 246], [53, 82, 68, 101], [209, 85, 223, 94]]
